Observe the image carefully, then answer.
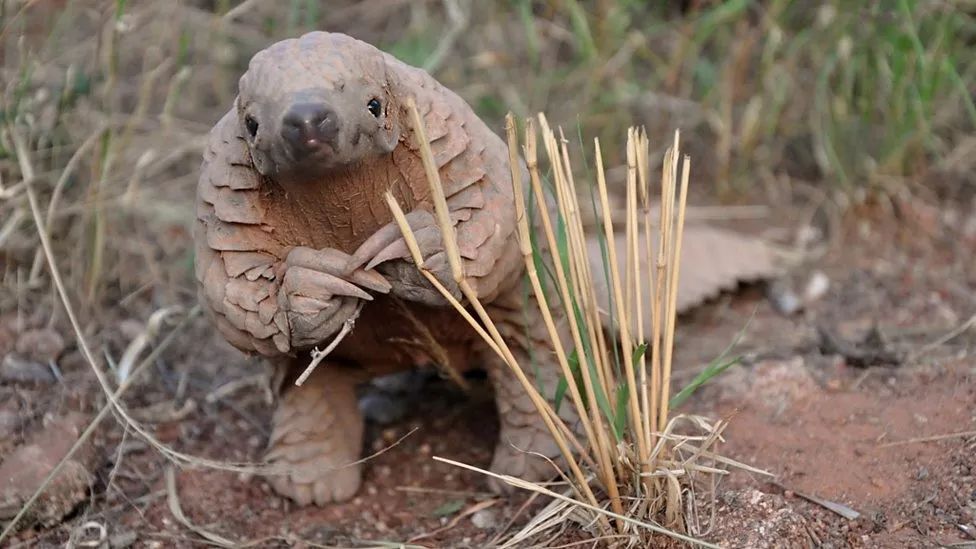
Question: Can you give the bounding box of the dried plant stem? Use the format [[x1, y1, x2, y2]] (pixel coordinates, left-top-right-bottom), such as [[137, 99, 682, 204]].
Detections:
[[383, 193, 502, 359], [542, 119, 614, 399], [408, 103, 595, 470], [506, 115, 623, 521], [636, 129, 658, 461], [399, 100, 606, 529], [659, 152, 690, 432], [653, 135, 676, 433], [594, 137, 649, 464], [523, 119, 621, 500], [294, 301, 364, 386]]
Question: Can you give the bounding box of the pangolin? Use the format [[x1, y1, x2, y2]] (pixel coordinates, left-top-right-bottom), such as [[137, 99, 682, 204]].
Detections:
[[195, 31, 780, 506]]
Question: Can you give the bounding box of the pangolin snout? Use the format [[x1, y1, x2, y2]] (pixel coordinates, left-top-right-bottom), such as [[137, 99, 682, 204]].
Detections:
[[281, 102, 340, 152]]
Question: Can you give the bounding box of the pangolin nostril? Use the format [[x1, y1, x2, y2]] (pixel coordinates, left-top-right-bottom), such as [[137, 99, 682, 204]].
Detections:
[[281, 102, 340, 150]]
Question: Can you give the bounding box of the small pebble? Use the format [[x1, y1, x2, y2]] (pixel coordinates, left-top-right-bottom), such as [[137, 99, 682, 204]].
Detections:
[[14, 328, 65, 363], [767, 282, 802, 316], [802, 271, 830, 303], [471, 509, 497, 529], [1, 353, 54, 383]]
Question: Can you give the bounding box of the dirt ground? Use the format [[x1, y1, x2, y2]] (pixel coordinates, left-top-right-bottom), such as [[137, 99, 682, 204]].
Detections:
[[1, 189, 974, 548]]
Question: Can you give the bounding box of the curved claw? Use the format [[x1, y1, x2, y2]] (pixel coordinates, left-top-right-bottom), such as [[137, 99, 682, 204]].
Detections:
[[347, 209, 436, 273], [364, 225, 443, 271], [283, 266, 373, 302], [286, 247, 391, 294]]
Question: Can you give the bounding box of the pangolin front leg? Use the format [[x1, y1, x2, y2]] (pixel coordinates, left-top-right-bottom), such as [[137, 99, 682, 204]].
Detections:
[[264, 359, 367, 505]]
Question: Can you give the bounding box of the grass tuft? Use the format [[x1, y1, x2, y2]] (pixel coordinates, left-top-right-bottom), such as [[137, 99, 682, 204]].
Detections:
[[390, 103, 770, 546]]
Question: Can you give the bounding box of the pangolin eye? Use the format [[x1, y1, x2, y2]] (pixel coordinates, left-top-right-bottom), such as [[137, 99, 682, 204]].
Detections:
[[367, 98, 382, 118], [244, 115, 259, 138]]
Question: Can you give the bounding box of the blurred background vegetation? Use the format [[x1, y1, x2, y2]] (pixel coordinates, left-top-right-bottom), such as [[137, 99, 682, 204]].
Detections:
[[1, 0, 974, 314]]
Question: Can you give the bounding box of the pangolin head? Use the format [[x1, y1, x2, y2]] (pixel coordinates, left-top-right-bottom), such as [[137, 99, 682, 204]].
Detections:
[[237, 32, 401, 181]]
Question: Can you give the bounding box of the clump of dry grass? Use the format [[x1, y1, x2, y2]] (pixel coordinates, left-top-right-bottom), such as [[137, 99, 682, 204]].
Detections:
[[389, 101, 769, 546]]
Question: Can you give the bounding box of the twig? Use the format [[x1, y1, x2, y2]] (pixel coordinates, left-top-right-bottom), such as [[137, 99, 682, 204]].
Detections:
[[294, 301, 364, 386], [423, 0, 469, 73], [408, 499, 499, 542], [772, 481, 860, 520], [489, 491, 542, 546], [401, 100, 603, 525], [205, 374, 270, 404], [878, 429, 976, 448], [221, 0, 266, 21], [116, 305, 184, 383], [907, 312, 976, 362], [166, 466, 253, 547]]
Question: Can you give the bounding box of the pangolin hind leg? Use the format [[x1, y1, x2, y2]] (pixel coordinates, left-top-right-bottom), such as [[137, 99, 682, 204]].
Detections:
[[481, 291, 579, 490], [264, 359, 366, 505]]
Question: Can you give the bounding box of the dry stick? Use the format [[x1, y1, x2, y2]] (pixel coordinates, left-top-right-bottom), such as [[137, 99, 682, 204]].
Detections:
[[534, 120, 618, 459], [550, 126, 616, 427], [522, 122, 616, 481], [505, 116, 619, 519], [382, 193, 502, 360], [165, 466, 239, 548], [624, 128, 637, 326], [548, 124, 638, 527], [878, 429, 976, 448], [402, 98, 605, 529], [649, 146, 671, 437], [294, 301, 364, 386], [594, 137, 649, 464], [522, 119, 620, 510], [0, 306, 200, 543], [625, 129, 640, 335], [638, 130, 660, 448], [907, 312, 976, 363], [505, 116, 599, 470], [434, 457, 719, 549], [654, 135, 678, 432], [29, 126, 107, 280], [406, 99, 590, 466], [659, 154, 690, 432], [626, 132, 654, 497], [632, 131, 654, 475], [549, 124, 614, 399], [534, 118, 616, 472], [12, 128, 153, 445], [559, 130, 616, 417]]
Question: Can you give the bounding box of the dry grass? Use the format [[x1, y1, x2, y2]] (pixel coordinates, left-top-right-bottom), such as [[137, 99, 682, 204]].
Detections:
[[387, 99, 770, 546]]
